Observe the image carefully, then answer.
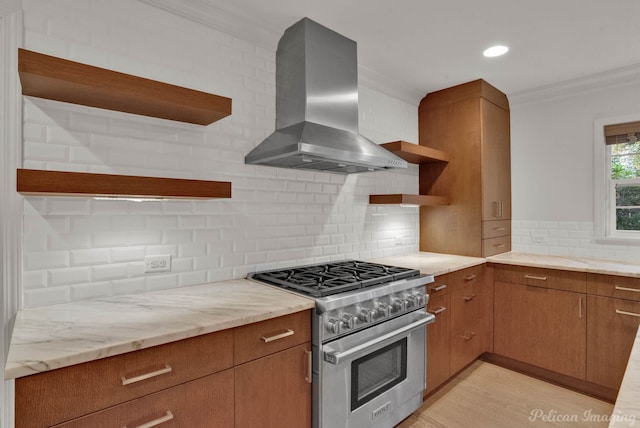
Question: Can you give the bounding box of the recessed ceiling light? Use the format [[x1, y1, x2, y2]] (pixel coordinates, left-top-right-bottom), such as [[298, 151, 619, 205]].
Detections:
[[483, 45, 509, 58]]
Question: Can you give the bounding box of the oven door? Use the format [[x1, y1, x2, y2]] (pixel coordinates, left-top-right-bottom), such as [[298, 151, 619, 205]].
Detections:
[[318, 310, 434, 428]]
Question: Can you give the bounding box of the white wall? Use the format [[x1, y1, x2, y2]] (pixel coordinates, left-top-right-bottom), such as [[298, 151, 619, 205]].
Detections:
[[510, 81, 640, 261], [19, 0, 421, 308]]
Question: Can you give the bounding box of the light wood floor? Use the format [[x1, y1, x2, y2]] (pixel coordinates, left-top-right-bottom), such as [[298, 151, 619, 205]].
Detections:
[[398, 361, 614, 428]]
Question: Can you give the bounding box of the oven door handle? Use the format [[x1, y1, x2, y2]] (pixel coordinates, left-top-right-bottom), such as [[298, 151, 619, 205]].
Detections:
[[323, 313, 434, 365]]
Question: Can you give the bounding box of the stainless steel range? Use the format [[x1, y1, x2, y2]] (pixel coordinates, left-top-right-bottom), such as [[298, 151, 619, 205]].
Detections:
[[248, 260, 435, 428]]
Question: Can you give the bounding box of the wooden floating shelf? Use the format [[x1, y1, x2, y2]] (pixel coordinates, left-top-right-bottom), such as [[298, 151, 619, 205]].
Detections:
[[18, 49, 232, 125], [381, 141, 449, 164], [17, 169, 232, 199], [369, 194, 449, 206]]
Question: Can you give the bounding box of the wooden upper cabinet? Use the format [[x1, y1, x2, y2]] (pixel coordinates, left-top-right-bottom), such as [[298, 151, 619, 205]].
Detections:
[[419, 79, 511, 257], [18, 49, 232, 125]]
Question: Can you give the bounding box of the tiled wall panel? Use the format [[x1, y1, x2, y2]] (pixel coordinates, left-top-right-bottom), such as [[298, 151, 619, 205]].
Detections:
[[20, 0, 420, 307]]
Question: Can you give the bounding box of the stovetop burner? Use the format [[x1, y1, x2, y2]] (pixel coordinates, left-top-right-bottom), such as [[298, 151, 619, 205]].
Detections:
[[249, 260, 420, 297]]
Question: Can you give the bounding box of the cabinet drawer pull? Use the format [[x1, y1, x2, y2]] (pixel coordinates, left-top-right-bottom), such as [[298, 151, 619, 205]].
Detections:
[[524, 275, 547, 281], [494, 244, 506, 248], [615, 286, 640, 293], [261, 329, 294, 343], [462, 331, 477, 341], [431, 306, 447, 315], [304, 349, 312, 384], [616, 309, 640, 318], [124, 410, 173, 428], [494, 227, 506, 231], [121, 365, 172, 386], [429, 284, 447, 292], [464, 274, 477, 282], [463, 294, 477, 302]]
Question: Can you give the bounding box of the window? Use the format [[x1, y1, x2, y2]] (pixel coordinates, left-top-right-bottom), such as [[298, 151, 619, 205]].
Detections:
[[595, 118, 640, 241]]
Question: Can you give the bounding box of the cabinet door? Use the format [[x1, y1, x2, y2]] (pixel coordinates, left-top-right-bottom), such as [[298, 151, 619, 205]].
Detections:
[[587, 295, 640, 390], [494, 281, 586, 379], [481, 99, 511, 221], [53, 369, 234, 428], [235, 343, 311, 428], [426, 293, 451, 394]]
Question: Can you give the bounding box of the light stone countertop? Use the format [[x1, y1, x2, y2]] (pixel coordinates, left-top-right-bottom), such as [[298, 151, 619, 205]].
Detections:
[[5, 279, 314, 380], [371, 252, 486, 276], [4, 252, 484, 381], [487, 252, 640, 278]]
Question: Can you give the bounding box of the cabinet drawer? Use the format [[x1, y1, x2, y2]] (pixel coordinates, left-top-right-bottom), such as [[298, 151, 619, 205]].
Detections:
[[54, 369, 234, 428], [450, 318, 485, 374], [427, 273, 451, 296], [426, 293, 451, 394], [16, 329, 233, 428], [494, 265, 586, 293], [449, 265, 484, 292], [587, 273, 640, 302], [482, 235, 511, 257], [450, 282, 483, 333], [234, 310, 311, 365], [482, 220, 511, 239]]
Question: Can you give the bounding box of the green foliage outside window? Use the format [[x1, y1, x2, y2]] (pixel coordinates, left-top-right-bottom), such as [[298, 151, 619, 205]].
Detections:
[[612, 140, 640, 231]]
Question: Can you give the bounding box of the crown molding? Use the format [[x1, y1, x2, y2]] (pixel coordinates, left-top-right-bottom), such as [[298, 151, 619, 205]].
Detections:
[[509, 62, 640, 107]]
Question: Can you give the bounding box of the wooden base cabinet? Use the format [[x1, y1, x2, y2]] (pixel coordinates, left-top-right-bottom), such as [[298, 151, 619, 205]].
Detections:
[[235, 344, 311, 428], [493, 281, 586, 379], [425, 275, 451, 394], [586, 274, 640, 391], [15, 311, 312, 428], [425, 265, 486, 395]]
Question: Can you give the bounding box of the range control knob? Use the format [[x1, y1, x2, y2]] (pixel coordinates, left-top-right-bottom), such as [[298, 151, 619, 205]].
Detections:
[[341, 313, 356, 329], [358, 308, 374, 323], [405, 294, 418, 308], [326, 318, 343, 335], [391, 297, 407, 312], [376, 303, 390, 318], [414, 293, 426, 306]]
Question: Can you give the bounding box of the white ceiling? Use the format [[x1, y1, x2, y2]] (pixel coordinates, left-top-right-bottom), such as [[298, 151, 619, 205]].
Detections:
[[144, 0, 640, 105]]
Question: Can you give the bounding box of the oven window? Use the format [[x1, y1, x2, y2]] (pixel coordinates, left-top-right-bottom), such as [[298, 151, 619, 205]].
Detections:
[[351, 338, 407, 410]]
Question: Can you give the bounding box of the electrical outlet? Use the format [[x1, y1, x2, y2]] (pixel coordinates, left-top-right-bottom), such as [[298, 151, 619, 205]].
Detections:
[[394, 237, 405, 246], [144, 255, 171, 273]]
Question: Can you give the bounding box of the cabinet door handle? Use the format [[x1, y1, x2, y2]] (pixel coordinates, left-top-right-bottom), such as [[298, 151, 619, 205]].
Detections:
[[615, 286, 640, 293], [121, 365, 172, 386], [304, 349, 312, 384], [261, 329, 294, 343], [431, 306, 447, 315], [524, 275, 547, 281], [463, 294, 477, 302], [429, 284, 448, 292], [123, 410, 173, 428], [616, 309, 640, 318], [579, 297, 583, 319], [493, 201, 500, 219], [462, 331, 477, 341], [464, 274, 477, 282]]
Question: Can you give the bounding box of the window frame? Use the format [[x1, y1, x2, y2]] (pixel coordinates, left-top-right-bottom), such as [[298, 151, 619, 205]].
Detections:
[[594, 115, 640, 243]]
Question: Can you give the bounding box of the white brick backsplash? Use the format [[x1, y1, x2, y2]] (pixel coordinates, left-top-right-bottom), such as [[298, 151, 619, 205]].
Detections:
[[49, 267, 91, 286], [513, 220, 640, 262], [19, 0, 421, 307]]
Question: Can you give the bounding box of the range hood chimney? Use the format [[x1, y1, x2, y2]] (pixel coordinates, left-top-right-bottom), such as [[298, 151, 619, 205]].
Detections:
[[245, 18, 407, 174]]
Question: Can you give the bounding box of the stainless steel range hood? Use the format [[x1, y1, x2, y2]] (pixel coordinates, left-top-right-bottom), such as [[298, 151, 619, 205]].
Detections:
[[245, 18, 407, 174]]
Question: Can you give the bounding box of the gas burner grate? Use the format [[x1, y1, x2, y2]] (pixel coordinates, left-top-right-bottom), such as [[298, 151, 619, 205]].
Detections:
[[249, 260, 420, 297]]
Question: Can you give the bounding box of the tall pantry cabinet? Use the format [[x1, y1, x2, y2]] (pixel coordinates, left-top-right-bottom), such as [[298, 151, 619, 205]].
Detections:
[[419, 79, 511, 257]]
